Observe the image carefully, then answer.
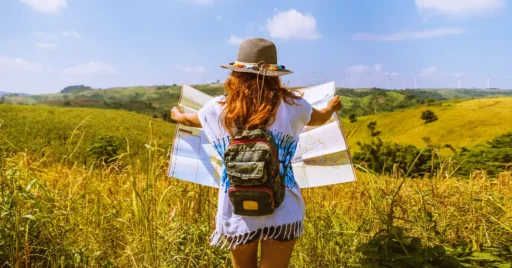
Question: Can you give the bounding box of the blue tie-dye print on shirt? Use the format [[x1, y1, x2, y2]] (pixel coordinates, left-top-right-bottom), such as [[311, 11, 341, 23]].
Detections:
[[211, 131, 299, 192]]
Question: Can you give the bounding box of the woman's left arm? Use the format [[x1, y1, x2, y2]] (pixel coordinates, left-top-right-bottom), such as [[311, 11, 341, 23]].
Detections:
[[170, 107, 202, 128]]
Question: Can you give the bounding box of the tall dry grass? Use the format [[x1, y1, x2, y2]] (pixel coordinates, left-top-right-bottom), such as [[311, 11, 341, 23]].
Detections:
[[1, 126, 511, 267]]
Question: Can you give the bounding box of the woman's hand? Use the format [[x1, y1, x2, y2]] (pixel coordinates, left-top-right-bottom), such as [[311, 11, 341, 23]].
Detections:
[[307, 96, 342, 127], [327, 96, 342, 113], [170, 106, 202, 128], [170, 106, 182, 121]]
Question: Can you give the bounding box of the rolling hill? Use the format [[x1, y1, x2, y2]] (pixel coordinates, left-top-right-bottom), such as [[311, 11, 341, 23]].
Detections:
[[0, 104, 175, 163], [4, 85, 512, 121], [2, 96, 512, 165], [342, 97, 512, 152]]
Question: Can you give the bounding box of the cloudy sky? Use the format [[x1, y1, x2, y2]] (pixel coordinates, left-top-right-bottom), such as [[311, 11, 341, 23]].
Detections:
[[1, 0, 511, 94]]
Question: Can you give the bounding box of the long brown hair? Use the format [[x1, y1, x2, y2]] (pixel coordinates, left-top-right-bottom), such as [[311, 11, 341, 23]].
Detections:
[[221, 71, 302, 137]]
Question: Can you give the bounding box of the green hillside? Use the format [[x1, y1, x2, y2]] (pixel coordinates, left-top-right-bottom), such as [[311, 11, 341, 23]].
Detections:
[[342, 97, 512, 152], [1, 84, 226, 119], [2, 96, 512, 165], [0, 104, 175, 163], [4, 85, 512, 121]]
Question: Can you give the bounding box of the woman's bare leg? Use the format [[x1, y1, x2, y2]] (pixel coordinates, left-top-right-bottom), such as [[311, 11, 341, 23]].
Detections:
[[259, 239, 297, 268], [230, 240, 259, 268]]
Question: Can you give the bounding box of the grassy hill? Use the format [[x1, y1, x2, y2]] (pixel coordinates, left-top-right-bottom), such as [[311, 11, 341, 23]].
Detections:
[[342, 97, 512, 153], [0, 104, 175, 163], [1, 84, 226, 119], [2, 96, 512, 165], [4, 84, 512, 120]]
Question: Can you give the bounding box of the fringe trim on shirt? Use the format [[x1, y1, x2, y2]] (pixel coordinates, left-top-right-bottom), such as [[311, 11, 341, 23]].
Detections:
[[209, 221, 304, 250]]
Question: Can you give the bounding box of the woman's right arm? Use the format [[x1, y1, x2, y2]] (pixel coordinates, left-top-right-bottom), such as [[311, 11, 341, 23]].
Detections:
[[306, 96, 342, 126]]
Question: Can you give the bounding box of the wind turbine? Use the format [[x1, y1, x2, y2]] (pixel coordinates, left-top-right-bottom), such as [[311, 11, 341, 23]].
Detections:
[[314, 71, 319, 85], [386, 72, 392, 90], [368, 74, 373, 88], [455, 75, 462, 89], [414, 74, 418, 89], [487, 74, 491, 89]]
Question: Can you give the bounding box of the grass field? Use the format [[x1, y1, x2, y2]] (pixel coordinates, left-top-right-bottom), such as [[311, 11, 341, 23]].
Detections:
[[0, 104, 175, 163], [1, 97, 512, 267], [1, 139, 511, 267], [342, 97, 512, 152]]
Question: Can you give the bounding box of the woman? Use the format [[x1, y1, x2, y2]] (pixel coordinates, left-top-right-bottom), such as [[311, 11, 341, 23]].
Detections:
[[171, 37, 341, 268]]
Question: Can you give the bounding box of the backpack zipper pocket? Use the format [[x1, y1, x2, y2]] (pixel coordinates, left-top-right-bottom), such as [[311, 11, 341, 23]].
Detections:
[[228, 186, 275, 209], [230, 138, 279, 163]]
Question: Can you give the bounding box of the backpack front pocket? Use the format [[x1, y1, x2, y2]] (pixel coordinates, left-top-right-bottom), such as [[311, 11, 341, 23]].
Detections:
[[228, 187, 275, 216], [226, 161, 267, 186]]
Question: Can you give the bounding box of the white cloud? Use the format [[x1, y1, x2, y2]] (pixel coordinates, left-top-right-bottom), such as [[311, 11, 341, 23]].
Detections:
[[374, 64, 383, 73], [415, 0, 506, 17], [418, 66, 439, 77], [62, 30, 80, 38], [0, 56, 48, 74], [61, 61, 116, 75], [175, 65, 205, 73], [20, 0, 67, 13], [266, 9, 320, 39], [228, 35, 246, 45], [35, 42, 57, 49], [353, 27, 467, 41]]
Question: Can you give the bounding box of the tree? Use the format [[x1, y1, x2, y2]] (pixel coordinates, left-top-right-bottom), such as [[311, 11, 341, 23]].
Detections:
[[421, 110, 438, 124], [426, 98, 435, 106], [349, 114, 357, 123], [367, 121, 381, 137]]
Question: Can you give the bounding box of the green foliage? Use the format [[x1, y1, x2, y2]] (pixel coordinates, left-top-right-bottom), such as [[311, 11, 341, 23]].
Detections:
[[421, 110, 438, 124], [448, 241, 512, 267], [353, 138, 435, 175], [61, 85, 92, 94], [454, 132, 512, 176], [358, 226, 461, 268], [87, 135, 123, 162], [367, 121, 381, 137], [349, 113, 357, 123]]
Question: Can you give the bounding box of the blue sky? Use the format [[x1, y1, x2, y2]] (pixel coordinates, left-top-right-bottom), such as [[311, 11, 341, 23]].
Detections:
[[1, 0, 511, 94]]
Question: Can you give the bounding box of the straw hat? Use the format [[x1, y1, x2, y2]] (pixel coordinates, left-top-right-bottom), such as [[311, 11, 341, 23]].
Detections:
[[220, 37, 292, 76]]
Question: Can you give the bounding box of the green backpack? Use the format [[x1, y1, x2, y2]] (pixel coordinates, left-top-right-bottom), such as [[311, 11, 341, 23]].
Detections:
[[224, 129, 285, 216]]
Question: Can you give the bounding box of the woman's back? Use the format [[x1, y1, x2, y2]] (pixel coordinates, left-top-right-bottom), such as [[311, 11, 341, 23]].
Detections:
[[198, 94, 313, 190]]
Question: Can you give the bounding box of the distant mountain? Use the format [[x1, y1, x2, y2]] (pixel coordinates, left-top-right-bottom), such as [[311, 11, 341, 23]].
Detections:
[[0, 91, 29, 97], [60, 85, 92, 94]]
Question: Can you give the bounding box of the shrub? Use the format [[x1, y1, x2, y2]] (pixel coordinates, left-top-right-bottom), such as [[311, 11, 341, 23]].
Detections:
[[349, 114, 357, 123], [358, 226, 461, 267], [421, 110, 438, 124], [87, 135, 123, 163], [353, 138, 436, 175], [367, 121, 381, 137], [454, 132, 512, 176]]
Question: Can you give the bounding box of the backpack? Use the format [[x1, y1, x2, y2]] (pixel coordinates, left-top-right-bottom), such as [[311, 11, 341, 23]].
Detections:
[[224, 129, 285, 216]]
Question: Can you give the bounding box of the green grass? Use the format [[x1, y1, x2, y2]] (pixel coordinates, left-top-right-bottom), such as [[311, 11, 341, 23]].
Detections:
[[342, 97, 512, 152], [0, 104, 175, 163]]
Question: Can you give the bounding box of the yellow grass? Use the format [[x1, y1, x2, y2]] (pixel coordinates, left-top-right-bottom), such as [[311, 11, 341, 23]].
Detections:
[[1, 142, 511, 267], [343, 97, 512, 150]]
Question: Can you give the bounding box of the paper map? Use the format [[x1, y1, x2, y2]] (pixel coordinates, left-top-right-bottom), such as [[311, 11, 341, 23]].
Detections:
[[167, 82, 356, 188]]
